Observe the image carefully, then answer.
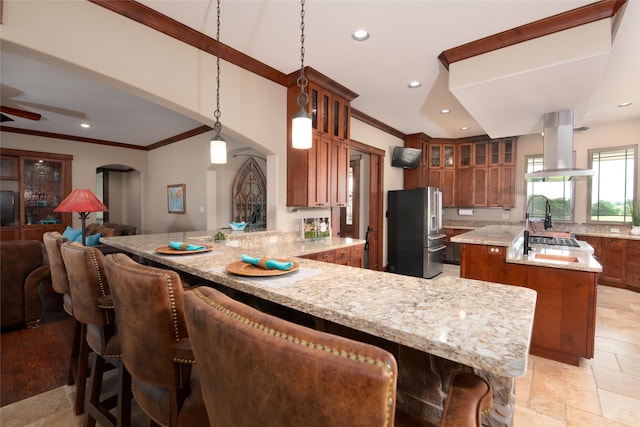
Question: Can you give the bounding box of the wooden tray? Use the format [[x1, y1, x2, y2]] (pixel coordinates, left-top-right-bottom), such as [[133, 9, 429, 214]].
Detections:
[[155, 244, 214, 255], [226, 259, 299, 277]]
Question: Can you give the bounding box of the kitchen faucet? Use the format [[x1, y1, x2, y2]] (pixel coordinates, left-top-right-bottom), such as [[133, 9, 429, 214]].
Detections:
[[524, 195, 553, 255]]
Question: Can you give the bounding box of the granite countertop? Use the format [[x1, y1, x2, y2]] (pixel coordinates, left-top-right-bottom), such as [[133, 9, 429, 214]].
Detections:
[[102, 230, 536, 378], [451, 225, 602, 273], [445, 220, 640, 241]]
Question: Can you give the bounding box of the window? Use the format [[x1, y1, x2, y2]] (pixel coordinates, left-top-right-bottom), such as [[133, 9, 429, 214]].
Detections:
[[525, 155, 573, 222], [588, 145, 636, 223]]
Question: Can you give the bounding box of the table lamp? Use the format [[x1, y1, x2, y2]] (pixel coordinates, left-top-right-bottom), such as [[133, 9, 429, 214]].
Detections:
[[54, 189, 109, 246]]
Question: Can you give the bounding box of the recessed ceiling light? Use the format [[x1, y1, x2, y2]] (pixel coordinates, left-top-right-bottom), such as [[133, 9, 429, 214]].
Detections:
[[352, 30, 369, 41], [460, 126, 470, 131], [440, 109, 451, 114], [618, 101, 632, 107], [81, 123, 90, 128], [408, 81, 421, 89]]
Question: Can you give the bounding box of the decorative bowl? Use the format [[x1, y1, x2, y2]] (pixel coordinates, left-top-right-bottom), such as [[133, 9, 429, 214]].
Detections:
[[229, 221, 247, 231]]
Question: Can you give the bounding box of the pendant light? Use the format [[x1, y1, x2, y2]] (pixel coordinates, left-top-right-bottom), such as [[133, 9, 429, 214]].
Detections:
[[210, 0, 227, 164], [291, 0, 312, 149]]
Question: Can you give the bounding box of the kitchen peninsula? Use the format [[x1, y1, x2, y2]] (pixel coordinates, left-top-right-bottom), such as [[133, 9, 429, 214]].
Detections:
[[452, 225, 602, 366], [102, 229, 536, 427]]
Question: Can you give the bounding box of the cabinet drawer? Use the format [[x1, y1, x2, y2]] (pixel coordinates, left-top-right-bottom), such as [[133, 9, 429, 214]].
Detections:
[[602, 237, 627, 249], [334, 246, 351, 264], [576, 235, 602, 247], [308, 249, 335, 263], [626, 239, 640, 250]]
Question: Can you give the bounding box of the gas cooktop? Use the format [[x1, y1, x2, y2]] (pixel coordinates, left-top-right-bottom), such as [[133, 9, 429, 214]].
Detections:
[[528, 235, 580, 248]]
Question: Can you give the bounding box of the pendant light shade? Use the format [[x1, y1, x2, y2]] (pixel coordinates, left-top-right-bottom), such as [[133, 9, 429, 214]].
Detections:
[[210, 136, 227, 164], [291, 0, 312, 150], [292, 109, 312, 149]]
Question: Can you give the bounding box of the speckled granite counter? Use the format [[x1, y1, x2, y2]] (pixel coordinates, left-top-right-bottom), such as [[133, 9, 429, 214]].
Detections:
[[102, 230, 535, 377], [451, 225, 602, 272], [102, 230, 536, 426]]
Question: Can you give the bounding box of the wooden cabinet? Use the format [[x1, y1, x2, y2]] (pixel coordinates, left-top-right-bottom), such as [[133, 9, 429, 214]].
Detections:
[[286, 68, 357, 207], [0, 148, 72, 241], [625, 240, 640, 292], [428, 141, 455, 207], [575, 235, 602, 260], [460, 242, 597, 365], [301, 242, 365, 268], [486, 138, 516, 207], [334, 246, 351, 265], [402, 133, 430, 190], [599, 237, 627, 285]]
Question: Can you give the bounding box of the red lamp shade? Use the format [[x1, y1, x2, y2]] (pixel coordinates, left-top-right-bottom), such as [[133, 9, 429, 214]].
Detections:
[[54, 189, 108, 213]]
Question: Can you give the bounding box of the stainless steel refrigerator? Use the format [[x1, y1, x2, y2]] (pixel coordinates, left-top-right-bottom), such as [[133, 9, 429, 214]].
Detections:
[[387, 187, 446, 278]]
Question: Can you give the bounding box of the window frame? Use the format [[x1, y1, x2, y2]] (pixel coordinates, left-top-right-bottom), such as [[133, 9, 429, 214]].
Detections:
[[587, 144, 637, 224], [524, 154, 575, 223]]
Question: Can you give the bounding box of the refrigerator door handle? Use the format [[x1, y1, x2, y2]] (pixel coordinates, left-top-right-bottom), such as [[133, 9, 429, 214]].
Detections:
[[428, 244, 447, 253], [427, 234, 447, 241]]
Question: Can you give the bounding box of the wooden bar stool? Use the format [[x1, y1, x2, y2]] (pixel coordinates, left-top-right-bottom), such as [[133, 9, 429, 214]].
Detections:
[[61, 242, 131, 427], [103, 253, 209, 427], [43, 231, 88, 416]]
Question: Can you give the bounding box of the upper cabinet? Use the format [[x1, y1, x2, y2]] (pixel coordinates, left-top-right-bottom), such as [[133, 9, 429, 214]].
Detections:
[[0, 148, 73, 241], [402, 135, 516, 209], [286, 68, 358, 207]]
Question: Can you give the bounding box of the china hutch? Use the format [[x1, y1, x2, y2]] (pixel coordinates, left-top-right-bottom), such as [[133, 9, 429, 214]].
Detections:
[[0, 148, 72, 241]]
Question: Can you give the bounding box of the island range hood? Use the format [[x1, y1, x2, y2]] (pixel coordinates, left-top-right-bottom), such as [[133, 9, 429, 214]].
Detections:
[[525, 109, 594, 182]]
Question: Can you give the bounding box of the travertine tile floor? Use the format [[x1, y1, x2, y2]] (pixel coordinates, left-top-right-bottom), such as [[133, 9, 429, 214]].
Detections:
[[1, 264, 639, 426]]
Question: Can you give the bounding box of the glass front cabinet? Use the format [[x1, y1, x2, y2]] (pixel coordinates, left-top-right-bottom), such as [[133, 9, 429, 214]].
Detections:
[[0, 148, 72, 241]]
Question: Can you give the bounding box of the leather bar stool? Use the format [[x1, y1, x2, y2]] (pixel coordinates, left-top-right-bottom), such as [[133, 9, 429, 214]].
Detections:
[[183, 286, 492, 427], [43, 231, 88, 415], [61, 242, 131, 427], [103, 253, 209, 427]]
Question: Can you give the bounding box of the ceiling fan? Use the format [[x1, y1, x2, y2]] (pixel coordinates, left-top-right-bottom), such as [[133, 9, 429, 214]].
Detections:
[[0, 105, 42, 123]]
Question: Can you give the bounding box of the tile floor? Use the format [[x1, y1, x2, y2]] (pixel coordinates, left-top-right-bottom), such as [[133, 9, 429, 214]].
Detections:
[[1, 264, 639, 426]]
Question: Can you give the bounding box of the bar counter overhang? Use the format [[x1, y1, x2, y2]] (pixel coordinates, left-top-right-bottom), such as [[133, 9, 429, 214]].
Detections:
[[102, 230, 537, 427]]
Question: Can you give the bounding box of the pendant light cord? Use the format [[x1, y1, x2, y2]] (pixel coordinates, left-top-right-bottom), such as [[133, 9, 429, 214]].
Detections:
[[214, 0, 222, 136], [296, 0, 308, 109]]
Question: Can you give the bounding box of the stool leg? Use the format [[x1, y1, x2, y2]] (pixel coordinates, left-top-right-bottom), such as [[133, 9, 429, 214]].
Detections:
[[74, 323, 89, 415], [85, 352, 102, 427], [117, 362, 132, 427], [68, 319, 82, 386]]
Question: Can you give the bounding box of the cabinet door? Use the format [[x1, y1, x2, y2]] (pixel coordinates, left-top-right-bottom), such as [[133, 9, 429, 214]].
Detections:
[[332, 95, 350, 141], [474, 142, 487, 167], [456, 168, 472, 207], [458, 143, 471, 168], [600, 238, 627, 285], [313, 137, 331, 207], [429, 144, 441, 168], [22, 158, 66, 227], [330, 140, 349, 207], [472, 168, 487, 206]]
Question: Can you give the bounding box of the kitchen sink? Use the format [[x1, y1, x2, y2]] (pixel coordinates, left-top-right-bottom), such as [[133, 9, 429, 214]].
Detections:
[[533, 253, 580, 263]]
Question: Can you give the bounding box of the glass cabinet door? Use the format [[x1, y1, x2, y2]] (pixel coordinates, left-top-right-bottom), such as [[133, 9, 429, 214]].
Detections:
[[23, 159, 64, 226], [474, 142, 487, 166], [430, 145, 441, 167], [459, 144, 471, 167], [443, 145, 455, 167]]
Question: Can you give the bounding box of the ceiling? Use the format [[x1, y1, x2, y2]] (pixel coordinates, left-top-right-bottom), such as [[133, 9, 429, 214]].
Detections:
[[1, 0, 638, 148]]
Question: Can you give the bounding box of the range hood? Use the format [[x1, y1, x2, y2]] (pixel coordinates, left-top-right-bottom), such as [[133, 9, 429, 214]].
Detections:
[[525, 110, 594, 182]]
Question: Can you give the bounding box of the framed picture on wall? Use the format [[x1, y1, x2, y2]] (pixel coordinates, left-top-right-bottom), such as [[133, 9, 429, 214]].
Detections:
[[167, 184, 186, 214]]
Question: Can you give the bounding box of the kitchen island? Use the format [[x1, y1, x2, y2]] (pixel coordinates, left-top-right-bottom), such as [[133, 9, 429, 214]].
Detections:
[[452, 225, 602, 366], [102, 229, 537, 427]]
